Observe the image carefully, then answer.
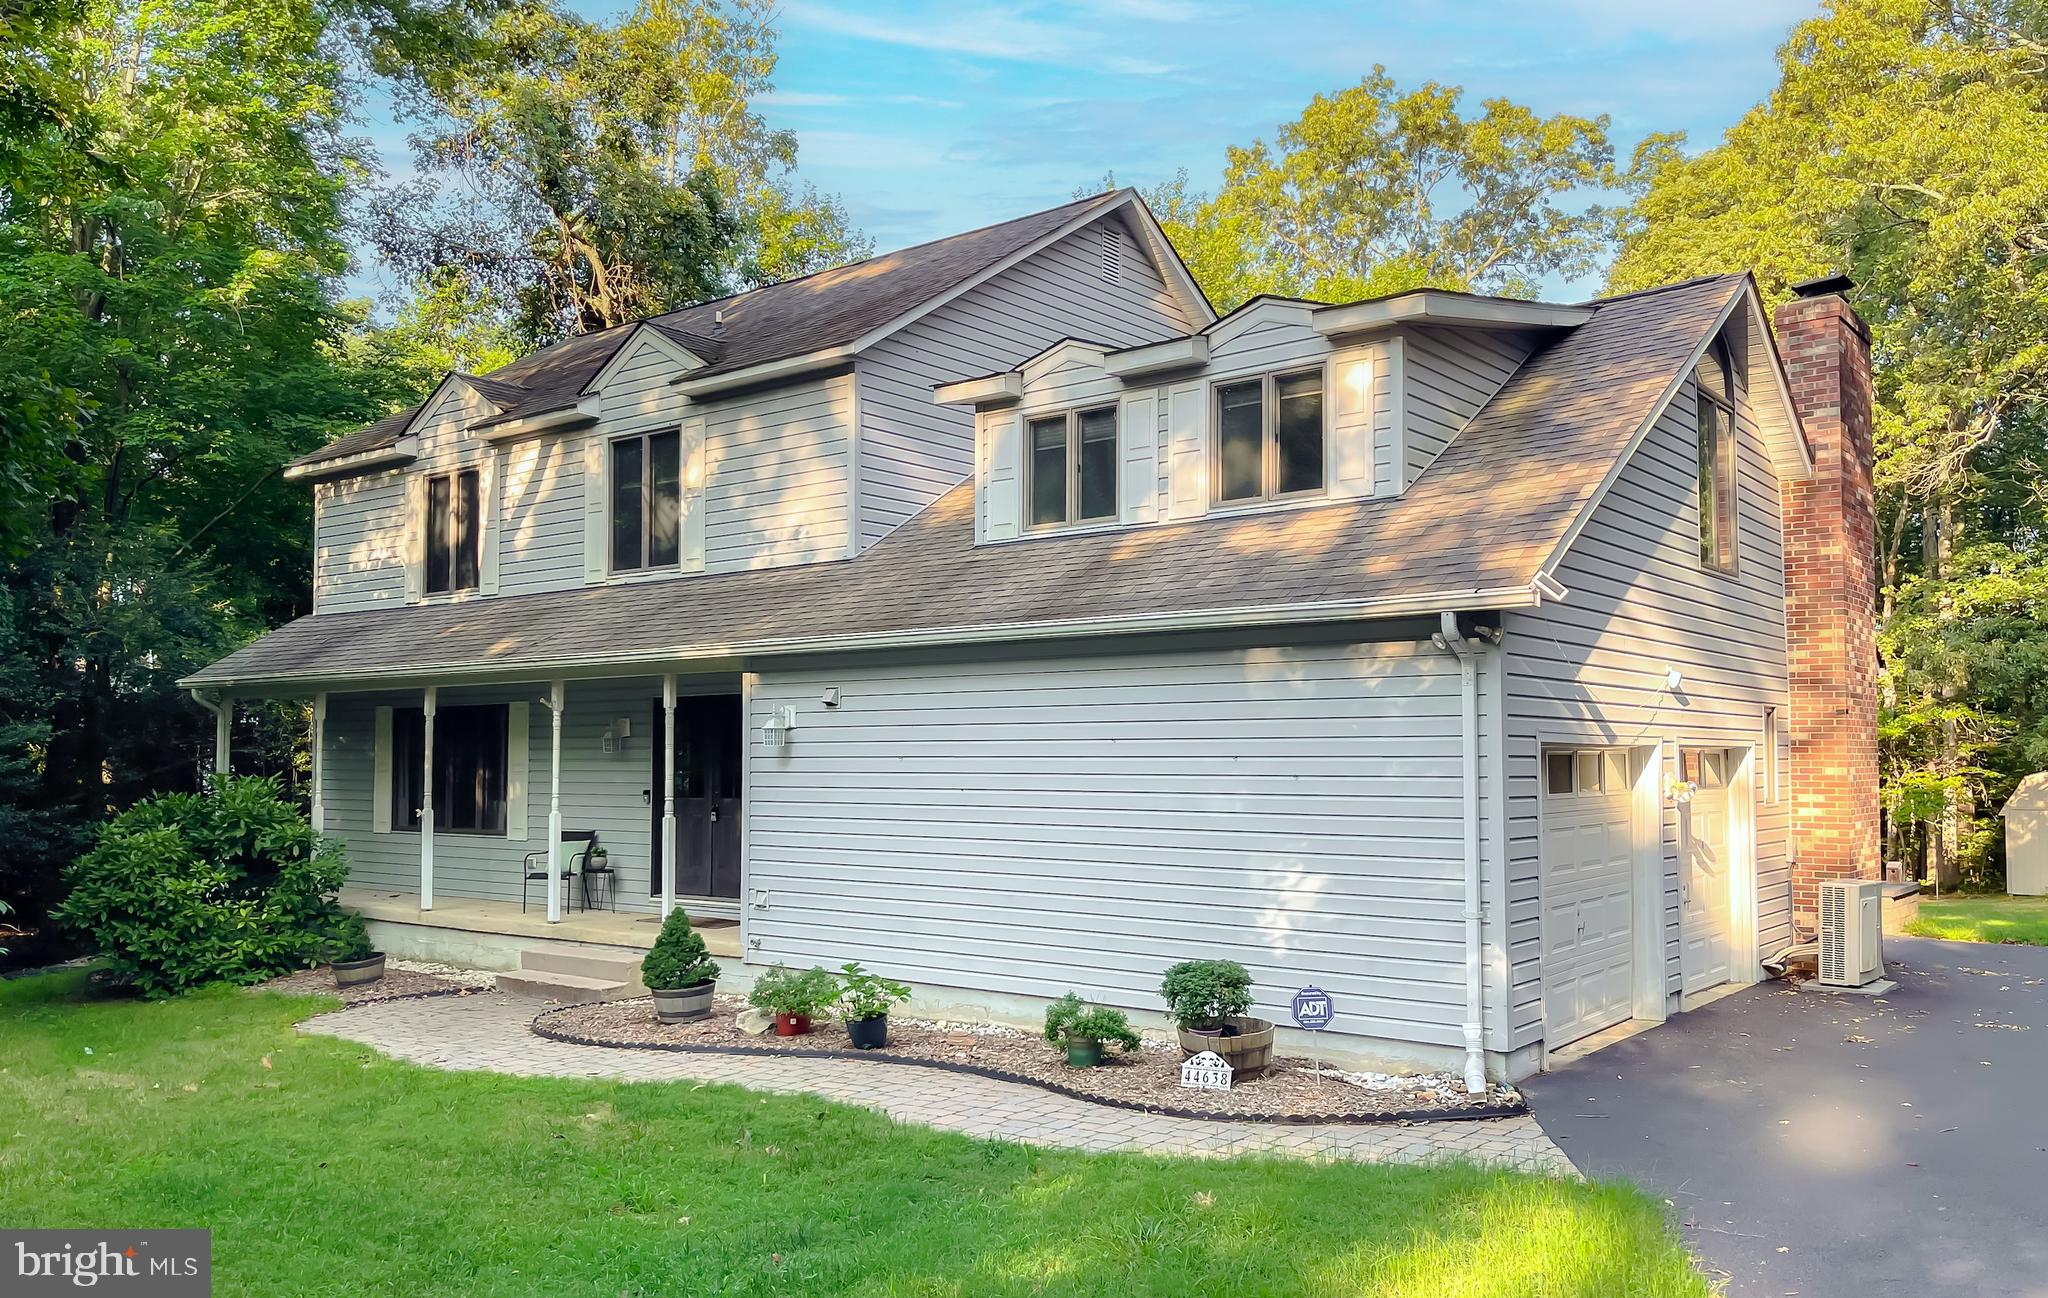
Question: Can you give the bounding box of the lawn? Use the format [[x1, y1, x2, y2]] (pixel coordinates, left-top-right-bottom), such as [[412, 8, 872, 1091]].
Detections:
[[0, 972, 1707, 1297], [1907, 894, 2048, 945]]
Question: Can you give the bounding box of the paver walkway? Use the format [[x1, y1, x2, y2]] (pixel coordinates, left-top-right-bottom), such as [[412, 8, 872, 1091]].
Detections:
[[303, 991, 1570, 1173]]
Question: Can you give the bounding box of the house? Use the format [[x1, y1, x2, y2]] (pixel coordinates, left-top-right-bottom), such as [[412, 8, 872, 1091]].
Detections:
[[182, 191, 1881, 1082]]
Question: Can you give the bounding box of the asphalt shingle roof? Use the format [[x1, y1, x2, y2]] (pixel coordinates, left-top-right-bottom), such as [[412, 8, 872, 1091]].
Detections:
[[192, 274, 1744, 691], [288, 192, 1127, 470]]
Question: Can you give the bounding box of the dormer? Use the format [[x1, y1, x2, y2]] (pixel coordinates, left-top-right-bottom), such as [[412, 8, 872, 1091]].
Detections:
[[939, 288, 1588, 544]]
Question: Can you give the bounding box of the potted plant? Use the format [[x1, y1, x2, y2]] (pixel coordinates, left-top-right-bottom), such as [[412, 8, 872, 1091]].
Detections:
[[1043, 993, 1141, 1068], [328, 912, 385, 989], [1160, 958, 1272, 1075], [748, 964, 838, 1036], [641, 909, 720, 1023], [836, 961, 911, 1049]]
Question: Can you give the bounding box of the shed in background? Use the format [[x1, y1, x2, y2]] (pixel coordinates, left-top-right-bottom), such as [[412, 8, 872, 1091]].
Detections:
[[2001, 773, 2048, 895]]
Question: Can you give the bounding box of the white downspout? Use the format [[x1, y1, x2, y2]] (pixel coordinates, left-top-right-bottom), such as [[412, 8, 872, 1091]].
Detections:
[[189, 689, 231, 779], [1433, 611, 1489, 1095]]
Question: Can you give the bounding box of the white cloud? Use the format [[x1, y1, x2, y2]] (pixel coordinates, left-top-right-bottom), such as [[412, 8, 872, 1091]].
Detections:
[[780, 1, 1179, 76]]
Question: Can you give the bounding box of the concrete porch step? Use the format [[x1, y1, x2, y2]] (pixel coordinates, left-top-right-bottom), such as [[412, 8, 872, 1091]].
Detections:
[[520, 947, 645, 988], [496, 968, 636, 1004]]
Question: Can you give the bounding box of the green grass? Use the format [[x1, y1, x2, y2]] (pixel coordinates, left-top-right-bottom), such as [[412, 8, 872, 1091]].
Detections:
[[1908, 893, 2048, 945], [0, 973, 1707, 1297]]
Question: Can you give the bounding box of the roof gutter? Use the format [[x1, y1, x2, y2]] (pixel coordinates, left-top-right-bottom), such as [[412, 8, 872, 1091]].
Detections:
[[179, 581, 1548, 692], [469, 394, 602, 441], [282, 436, 420, 483], [669, 346, 854, 397]]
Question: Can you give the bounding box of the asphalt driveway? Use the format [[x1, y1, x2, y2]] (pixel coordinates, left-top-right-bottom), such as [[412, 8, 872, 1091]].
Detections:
[[1522, 937, 2048, 1298]]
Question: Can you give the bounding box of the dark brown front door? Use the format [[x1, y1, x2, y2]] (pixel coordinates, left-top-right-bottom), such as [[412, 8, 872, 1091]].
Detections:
[[650, 694, 743, 900]]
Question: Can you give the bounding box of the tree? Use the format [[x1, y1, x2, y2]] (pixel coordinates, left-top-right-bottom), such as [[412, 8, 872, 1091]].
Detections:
[[375, 0, 869, 343], [1610, 0, 2048, 887], [1137, 70, 1666, 311]]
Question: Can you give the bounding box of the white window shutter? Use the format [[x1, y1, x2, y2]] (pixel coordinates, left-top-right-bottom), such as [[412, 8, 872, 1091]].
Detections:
[[582, 434, 608, 583], [478, 450, 501, 595], [1328, 348, 1377, 501], [403, 477, 424, 603], [984, 409, 1023, 541], [372, 706, 394, 833], [1119, 391, 1158, 524], [1165, 382, 1206, 520], [1384, 334, 1408, 495], [504, 701, 529, 841], [680, 414, 707, 572]]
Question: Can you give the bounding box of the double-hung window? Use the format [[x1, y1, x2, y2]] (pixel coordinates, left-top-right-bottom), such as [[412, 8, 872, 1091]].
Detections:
[[392, 704, 507, 835], [1696, 337, 1739, 573], [424, 469, 480, 595], [611, 429, 682, 572], [1214, 369, 1325, 504], [1026, 405, 1118, 529]]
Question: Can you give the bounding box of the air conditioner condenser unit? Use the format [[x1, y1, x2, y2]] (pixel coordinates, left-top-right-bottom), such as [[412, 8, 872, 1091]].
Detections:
[[1818, 879, 1886, 987]]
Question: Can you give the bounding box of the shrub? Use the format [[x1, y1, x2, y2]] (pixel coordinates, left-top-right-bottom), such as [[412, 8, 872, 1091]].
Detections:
[[1043, 993, 1141, 1052], [1159, 959, 1253, 1029], [328, 911, 376, 964], [836, 961, 910, 1021], [747, 964, 838, 1018], [640, 910, 720, 990], [55, 776, 353, 998]]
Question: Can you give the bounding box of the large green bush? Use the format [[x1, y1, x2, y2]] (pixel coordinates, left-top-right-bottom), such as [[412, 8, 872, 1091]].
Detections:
[[55, 776, 354, 997]]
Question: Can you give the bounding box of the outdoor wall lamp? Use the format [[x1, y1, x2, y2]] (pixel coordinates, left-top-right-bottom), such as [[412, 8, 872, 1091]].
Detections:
[[761, 705, 797, 751]]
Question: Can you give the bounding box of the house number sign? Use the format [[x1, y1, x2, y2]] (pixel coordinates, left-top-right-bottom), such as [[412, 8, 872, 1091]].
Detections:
[[1179, 1050, 1233, 1091]]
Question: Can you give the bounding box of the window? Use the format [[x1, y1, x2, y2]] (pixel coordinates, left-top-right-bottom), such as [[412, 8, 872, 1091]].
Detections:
[[1213, 369, 1325, 503], [611, 430, 681, 572], [424, 469, 480, 595], [1025, 406, 1118, 529], [1546, 748, 1630, 797], [392, 705, 507, 835], [1696, 337, 1738, 572]]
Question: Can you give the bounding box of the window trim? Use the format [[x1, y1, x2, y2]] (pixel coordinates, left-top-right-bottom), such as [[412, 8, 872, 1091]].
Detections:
[[423, 467, 481, 596], [1022, 404, 1119, 531], [391, 703, 509, 837], [1208, 365, 1328, 506], [1696, 337, 1740, 575], [608, 427, 684, 575]]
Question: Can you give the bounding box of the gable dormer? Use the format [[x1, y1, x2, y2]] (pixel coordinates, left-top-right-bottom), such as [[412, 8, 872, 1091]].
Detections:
[[941, 289, 1586, 545]]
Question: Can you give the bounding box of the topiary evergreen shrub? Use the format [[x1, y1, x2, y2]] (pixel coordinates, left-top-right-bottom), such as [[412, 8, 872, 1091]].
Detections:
[[639, 908, 720, 990]]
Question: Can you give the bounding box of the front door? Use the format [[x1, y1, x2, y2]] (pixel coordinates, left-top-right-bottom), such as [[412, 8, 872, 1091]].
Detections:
[[1681, 748, 1736, 996], [649, 694, 743, 900]]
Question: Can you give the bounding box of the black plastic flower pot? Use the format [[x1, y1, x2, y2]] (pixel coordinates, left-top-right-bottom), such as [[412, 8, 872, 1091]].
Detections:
[[845, 1014, 889, 1050]]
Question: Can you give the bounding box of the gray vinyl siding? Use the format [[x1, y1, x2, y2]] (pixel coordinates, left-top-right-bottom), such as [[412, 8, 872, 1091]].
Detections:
[[1401, 326, 1533, 487], [855, 215, 1193, 547], [1501, 366, 1792, 1049], [702, 373, 852, 570], [322, 677, 676, 914], [312, 471, 408, 613], [745, 635, 1509, 1056], [496, 435, 583, 597]]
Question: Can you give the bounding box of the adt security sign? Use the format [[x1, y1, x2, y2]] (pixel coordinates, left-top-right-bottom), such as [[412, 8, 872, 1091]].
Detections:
[[1291, 986, 1334, 1031]]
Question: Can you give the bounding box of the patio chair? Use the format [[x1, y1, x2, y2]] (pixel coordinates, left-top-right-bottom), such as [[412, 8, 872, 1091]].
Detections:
[[522, 830, 596, 914]]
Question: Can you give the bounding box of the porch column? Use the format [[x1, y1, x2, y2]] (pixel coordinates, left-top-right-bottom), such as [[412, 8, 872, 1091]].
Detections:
[[420, 685, 436, 912], [661, 674, 678, 918], [309, 693, 327, 835], [213, 693, 233, 777], [546, 679, 565, 923]]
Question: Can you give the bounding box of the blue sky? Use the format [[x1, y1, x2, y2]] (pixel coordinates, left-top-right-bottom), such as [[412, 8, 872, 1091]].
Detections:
[[353, 0, 1815, 303]]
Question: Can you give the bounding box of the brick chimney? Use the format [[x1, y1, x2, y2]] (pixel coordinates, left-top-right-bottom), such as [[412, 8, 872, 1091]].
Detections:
[[1774, 274, 1880, 932]]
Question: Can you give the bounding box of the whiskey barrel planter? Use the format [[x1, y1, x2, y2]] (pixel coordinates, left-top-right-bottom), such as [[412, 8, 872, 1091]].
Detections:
[[1178, 1016, 1274, 1076]]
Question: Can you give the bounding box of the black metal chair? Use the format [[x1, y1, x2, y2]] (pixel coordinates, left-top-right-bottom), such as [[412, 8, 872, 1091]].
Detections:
[[522, 830, 596, 913]]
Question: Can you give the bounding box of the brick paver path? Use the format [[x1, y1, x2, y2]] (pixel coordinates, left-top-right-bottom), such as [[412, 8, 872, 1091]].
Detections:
[[303, 993, 1571, 1174]]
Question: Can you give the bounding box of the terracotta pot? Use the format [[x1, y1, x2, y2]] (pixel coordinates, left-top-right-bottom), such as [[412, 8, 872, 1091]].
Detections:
[[774, 1013, 812, 1037], [651, 981, 714, 1023], [331, 954, 385, 988]]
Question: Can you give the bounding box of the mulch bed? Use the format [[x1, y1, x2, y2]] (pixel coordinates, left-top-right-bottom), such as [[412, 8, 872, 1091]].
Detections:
[[256, 965, 490, 1007], [533, 996, 1525, 1124]]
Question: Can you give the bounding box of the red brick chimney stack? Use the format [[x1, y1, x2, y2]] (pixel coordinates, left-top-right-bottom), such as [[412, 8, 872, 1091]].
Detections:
[[1773, 273, 1881, 932]]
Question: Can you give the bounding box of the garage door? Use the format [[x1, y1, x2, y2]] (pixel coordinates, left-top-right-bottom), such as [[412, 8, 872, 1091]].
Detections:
[[1542, 748, 1637, 1047]]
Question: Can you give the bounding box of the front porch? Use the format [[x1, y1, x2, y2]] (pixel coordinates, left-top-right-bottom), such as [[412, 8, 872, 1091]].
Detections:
[[343, 886, 742, 972]]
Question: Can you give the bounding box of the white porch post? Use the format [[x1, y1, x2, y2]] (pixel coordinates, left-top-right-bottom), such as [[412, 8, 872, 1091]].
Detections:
[[547, 679, 565, 923], [309, 693, 327, 834], [420, 685, 436, 912], [213, 693, 233, 777], [661, 674, 678, 918]]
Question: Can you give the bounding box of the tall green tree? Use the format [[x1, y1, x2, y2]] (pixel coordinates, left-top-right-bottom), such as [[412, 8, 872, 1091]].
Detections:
[[375, 0, 869, 343], [1139, 70, 1668, 311], [1611, 0, 2048, 887]]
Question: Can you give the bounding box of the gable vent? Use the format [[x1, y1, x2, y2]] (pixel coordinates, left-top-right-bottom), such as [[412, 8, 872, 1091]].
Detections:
[[1098, 228, 1123, 284]]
